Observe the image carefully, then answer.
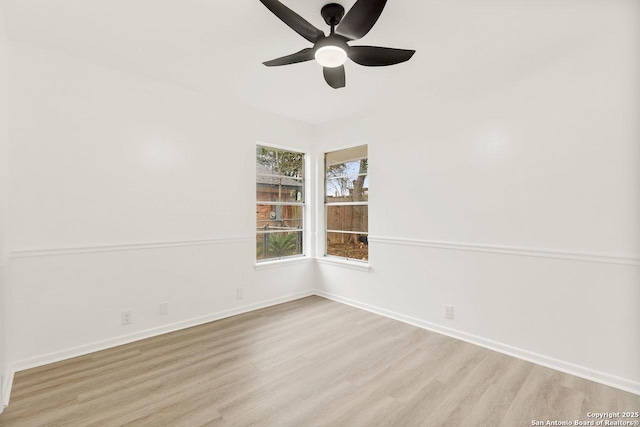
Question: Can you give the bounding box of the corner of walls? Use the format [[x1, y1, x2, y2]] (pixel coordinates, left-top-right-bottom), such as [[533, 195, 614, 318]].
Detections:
[[0, 4, 11, 413], [0, 365, 13, 411]]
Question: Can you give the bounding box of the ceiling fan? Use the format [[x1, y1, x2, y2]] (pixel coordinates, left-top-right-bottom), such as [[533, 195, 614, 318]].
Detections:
[[259, 0, 416, 89]]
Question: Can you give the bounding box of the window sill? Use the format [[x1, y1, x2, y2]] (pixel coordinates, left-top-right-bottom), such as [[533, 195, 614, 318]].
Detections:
[[254, 256, 312, 271], [315, 257, 371, 272]]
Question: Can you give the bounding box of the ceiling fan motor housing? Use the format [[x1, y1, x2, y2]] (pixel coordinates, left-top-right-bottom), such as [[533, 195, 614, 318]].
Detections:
[[314, 34, 350, 54], [321, 3, 345, 27]]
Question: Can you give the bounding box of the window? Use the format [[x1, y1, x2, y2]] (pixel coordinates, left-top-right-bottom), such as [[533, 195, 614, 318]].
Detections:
[[325, 145, 368, 262], [256, 146, 305, 261]]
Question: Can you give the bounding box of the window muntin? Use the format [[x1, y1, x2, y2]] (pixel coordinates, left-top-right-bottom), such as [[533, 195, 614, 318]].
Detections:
[[325, 145, 368, 262], [256, 146, 304, 261]]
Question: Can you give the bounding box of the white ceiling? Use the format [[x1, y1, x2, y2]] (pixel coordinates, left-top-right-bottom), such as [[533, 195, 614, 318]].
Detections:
[[0, 0, 634, 124]]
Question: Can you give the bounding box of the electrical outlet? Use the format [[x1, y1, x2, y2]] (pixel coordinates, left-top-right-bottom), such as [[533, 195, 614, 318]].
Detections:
[[159, 302, 169, 315], [121, 310, 132, 325], [236, 288, 244, 299], [444, 305, 454, 320]]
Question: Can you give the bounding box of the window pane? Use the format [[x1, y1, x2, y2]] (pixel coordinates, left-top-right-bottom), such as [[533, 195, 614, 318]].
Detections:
[[326, 205, 368, 233], [326, 159, 368, 179], [256, 181, 304, 203], [325, 155, 368, 203], [257, 146, 304, 174], [325, 177, 368, 202], [257, 146, 304, 203], [256, 231, 303, 261], [326, 232, 368, 261], [256, 204, 303, 232]]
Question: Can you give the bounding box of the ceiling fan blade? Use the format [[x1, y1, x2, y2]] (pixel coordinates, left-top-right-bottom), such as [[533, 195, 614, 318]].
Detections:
[[259, 0, 324, 43], [323, 66, 346, 89], [263, 48, 315, 67], [336, 0, 387, 41], [349, 46, 415, 66]]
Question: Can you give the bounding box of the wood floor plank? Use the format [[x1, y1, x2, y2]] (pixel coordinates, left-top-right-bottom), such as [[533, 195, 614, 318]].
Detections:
[[383, 379, 450, 427], [0, 296, 637, 426], [499, 365, 587, 426], [460, 356, 533, 426]]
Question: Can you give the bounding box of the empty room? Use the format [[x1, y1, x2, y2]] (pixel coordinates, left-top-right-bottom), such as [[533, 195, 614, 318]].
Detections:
[[0, 0, 638, 425]]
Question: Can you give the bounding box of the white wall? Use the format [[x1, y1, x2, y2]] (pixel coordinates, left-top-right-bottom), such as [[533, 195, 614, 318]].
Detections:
[[315, 24, 640, 392], [0, 7, 9, 411], [4, 42, 316, 370]]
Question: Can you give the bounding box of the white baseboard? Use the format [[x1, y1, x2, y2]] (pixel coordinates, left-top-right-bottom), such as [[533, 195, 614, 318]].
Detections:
[[8, 290, 314, 378], [314, 290, 640, 396], [1, 367, 13, 410]]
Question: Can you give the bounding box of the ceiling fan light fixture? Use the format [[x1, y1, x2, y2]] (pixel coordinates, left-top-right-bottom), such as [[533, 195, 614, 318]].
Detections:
[[259, 0, 416, 88], [315, 45, 347, 68]]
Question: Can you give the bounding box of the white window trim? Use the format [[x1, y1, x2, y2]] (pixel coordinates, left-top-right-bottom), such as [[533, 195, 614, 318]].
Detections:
[[255, 142, 311, 265], [322, 144, 369, 266], [254, 256, 312, 271], [325, 202, 368, 207], [316, 256, 371, 272]]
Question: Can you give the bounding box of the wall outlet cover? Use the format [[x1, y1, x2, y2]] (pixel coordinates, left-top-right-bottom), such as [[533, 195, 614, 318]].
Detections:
[[121, 310, 132, 325], [160, 302, 169, 315], [444, 305, 454, 320]]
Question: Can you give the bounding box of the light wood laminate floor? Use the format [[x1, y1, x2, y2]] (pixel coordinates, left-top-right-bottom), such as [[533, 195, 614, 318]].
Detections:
[[0, 296, 638, 426]]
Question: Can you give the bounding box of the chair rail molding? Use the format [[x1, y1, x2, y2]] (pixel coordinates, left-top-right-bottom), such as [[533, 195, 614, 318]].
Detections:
[[7, 236, 255, 260], [367, 236, 640, 267]]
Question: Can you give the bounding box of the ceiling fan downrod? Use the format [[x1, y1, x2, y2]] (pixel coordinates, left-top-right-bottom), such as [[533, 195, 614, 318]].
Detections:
[[321, 3, 345, 34]]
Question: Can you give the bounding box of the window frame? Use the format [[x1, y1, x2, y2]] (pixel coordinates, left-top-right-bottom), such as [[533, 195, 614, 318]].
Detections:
[[255, 143, 310, 264], [323, 145, 369, 264]]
